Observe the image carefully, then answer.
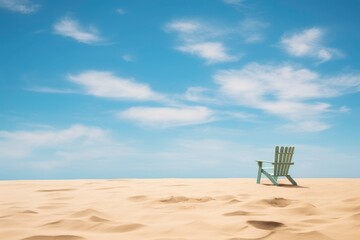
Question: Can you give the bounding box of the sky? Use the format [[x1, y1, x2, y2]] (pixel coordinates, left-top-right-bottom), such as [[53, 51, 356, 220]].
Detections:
[[0, 0, 360, 180]]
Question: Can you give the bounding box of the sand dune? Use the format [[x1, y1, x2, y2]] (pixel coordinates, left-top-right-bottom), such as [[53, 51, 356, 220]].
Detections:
[[0, 178, 359, 240]]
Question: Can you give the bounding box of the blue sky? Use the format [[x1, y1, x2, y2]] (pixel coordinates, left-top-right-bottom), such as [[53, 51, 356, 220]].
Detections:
[[1, 0, 359, 179]]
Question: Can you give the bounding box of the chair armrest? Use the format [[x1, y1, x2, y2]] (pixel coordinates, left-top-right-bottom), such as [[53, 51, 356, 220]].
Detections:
[[256, 160, 274, 164], [257, 161, 294, 165]]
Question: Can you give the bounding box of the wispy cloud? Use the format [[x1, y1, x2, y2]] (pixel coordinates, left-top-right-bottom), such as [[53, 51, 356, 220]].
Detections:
[[214, 63, 360, 132], [177, 42, 237, 64], [184, 87, 220, 104], [119, 106, 215, 127], [26, 86, 78, 94], [0, 0, 39, 14], [280, 27, 342, 63], [238, 18, 269, 43], [122, 54, 136, 62], [166, 20, 201, 34], [0, 125, 106, 148], [116, 8, 126, 15], [165, 19, 237, 64], [53, 16, 103, 44], [223, 0, 246, 5], [0, 125, 106, 159], [165, 19, 226, 42], [68, 70, 164, 101], [0, 125, 132, 170]]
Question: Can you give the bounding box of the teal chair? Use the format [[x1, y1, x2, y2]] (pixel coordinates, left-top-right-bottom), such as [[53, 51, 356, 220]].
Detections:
[[256, 146, 297, 186]]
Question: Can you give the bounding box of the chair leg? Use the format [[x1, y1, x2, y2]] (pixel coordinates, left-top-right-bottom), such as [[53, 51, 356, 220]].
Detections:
[[286, 175, 297, 186], [262, 170, 278, 186], [256, 162, 262, 184]]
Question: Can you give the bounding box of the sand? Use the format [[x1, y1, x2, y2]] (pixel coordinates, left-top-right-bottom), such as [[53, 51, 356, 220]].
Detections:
[[0, 178, 359, 240]]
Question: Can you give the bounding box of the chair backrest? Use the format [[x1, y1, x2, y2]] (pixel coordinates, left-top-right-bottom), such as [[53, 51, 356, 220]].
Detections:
[[273, 146, 295, 176]]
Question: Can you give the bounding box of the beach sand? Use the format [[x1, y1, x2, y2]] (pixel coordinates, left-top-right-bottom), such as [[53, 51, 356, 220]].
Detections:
[[0, 178, 359, 240]]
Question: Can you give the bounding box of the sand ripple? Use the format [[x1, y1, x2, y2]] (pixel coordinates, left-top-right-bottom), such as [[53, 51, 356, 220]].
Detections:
[[0, 178, 359, 240]]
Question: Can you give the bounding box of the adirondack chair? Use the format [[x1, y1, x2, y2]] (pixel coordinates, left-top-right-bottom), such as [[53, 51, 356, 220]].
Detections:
[[256, 146, 297, 186]]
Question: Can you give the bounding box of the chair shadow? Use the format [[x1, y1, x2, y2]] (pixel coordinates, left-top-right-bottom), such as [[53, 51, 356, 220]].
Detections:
[[262, 183, 308, 188]]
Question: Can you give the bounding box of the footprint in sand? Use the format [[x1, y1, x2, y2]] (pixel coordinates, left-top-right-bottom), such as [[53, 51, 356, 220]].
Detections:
[[128, 195, 148, 202], [216, 195, 238, 201], [247, 220, 284, 230], [89, 216, 110, 223], [71, 209, 105, 218], [21, 235, 85, 240], [19, 210, 38, 214], [227, 199, 241, 204], [350, 212, 360, 221], [96, 186, 128, 190], [282, 203, 318, 216], [41, 219, 87, 229], [37, 189, 75, 192], [295, 231, 334, 240], [262, 197, 292, 207], [159, 196, 214, 203], [342, 197, 360, 203], [107, 223, 145, 232], [37, 204, 66, 210], [223, 210, 250, 216]]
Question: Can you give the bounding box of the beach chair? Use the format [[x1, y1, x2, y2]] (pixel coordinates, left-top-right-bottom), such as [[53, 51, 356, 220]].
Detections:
[[256, 146, 297, 186]]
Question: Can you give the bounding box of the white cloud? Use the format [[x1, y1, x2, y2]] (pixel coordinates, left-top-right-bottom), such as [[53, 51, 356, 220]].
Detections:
[[119, 106, 215, 127], [0, 125, 133, 170], [26, 86, 77, 94], [165, 19, 202, 35], [165, 19, 224, 42], [223, 0, 245, 5], [184, 87, 220, 104], [0, 0, 39, 14], [280, 27, 342, 62], [122, 54, 136, 62], [0, 125, 105, 149], [53, 16, 102, 44], [283, 121, 330, 132], [223, 111, 257, 121], [68, 70, 164, 101], [177, 42, 237, 64], [116, 8, 126, 15], [238, 18, 269, 43], [0, 125, 106, 159], [214, 63, 360, 132], [165, 19, 237, 64]]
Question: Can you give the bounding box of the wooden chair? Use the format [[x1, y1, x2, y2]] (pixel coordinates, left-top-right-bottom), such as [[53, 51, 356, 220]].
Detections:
[[256, 146, 297, 186]]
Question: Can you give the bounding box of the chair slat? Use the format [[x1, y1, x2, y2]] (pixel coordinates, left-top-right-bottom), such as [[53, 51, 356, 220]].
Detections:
[[274, 146, 280, 176], [283, 146, 294, 175], [274, 146, 295, 176], [282, 146, 290, 175], [277, 146, 285, 176]]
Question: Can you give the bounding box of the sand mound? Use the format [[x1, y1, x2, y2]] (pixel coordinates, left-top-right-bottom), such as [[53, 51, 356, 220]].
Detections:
[[0, 178, 359, 240]]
